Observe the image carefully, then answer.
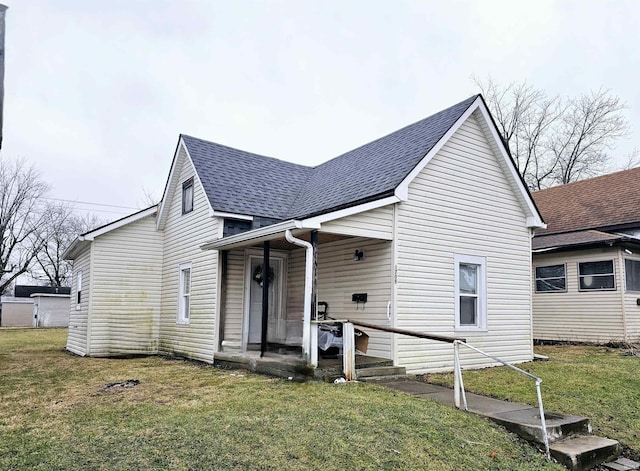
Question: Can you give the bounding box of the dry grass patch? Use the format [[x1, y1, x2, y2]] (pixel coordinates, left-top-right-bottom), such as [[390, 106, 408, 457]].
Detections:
[[0, 329, 560, 470]]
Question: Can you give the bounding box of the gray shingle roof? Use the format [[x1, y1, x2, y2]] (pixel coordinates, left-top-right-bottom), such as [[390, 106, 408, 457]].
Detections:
[[183, 95, 479, 220]]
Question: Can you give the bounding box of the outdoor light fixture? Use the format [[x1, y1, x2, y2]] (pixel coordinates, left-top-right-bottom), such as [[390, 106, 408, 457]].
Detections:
[[625, 249, 633, 255], [353, 249, 365, 261]]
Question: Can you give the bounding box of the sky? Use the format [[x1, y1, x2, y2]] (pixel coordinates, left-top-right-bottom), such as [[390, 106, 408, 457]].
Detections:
[[3, 0, 640, 220]]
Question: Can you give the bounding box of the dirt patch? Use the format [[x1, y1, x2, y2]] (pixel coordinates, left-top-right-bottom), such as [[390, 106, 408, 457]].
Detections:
[[100, 379, 140, 392]]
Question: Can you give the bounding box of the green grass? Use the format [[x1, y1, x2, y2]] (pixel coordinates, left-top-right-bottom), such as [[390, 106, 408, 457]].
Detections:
[[428, 345, 640, 460], [0, 329, 559, 471]]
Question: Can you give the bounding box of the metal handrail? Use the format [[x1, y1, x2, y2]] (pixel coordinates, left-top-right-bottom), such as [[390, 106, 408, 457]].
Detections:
[[454, 340, 550, 460], [322, 319, 550, 461]]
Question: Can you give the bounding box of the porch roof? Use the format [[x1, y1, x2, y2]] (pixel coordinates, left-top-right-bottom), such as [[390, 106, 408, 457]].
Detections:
[[201, 219, 320, 251]]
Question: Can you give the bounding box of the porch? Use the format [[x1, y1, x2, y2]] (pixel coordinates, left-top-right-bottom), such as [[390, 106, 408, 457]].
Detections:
[[213, 350, 395, 382], [202, 219, 395, 369]]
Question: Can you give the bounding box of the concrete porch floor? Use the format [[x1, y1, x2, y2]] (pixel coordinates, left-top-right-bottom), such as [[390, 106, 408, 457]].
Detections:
[[213, 350, 392, 381]]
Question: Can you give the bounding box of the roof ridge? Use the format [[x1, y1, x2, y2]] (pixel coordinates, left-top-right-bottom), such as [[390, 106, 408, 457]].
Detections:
[[180, 134, 312, 170], [533, 166, 640, 195]]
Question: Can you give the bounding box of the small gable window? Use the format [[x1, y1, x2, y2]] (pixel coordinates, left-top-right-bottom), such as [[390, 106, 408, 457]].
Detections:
[[182, 178, 194, 214], [578, 260, 615, 291]]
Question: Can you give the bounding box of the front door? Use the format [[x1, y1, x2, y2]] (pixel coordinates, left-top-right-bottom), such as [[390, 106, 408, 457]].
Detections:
[[246, 256, 285, 345]]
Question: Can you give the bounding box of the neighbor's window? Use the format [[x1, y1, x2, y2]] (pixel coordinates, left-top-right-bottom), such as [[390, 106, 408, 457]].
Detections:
[[76, 271, 83, 310], [454, 254, 486, 330], [182, 178, 194, 214], [578, 260, 615, 291], [625, 259, 640, 292], [178, 263, 192, 323], [535, 264, 567, 292]]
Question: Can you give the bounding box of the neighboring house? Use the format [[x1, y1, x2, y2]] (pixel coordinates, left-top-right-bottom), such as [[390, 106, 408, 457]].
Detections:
[[0, 285, 70, 327], [532, 168, 640, 343], [63, 95, 544, 374]]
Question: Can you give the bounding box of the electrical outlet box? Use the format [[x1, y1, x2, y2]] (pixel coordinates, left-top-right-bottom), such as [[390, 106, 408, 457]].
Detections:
[[352, 293, 368, 303]]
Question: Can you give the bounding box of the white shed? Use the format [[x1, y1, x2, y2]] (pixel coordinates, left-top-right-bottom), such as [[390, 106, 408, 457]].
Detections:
[[31, 293, 71, 327]]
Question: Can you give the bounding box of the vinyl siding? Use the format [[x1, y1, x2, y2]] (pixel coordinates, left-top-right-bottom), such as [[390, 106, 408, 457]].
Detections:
[[88, 215, 163, 356], [221, 249, 245, 349], [159, 145, 219, 362], [221, 236, 392, 359], [396, 111, 533, 374], [533, 247, 626, 342], [66, 246, 91, 356], [320, 205, 394, 240], [316, 237, 393, 359]]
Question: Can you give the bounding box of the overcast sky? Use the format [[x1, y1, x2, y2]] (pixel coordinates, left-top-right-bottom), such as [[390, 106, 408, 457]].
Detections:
[[3, 0, 639, 220]]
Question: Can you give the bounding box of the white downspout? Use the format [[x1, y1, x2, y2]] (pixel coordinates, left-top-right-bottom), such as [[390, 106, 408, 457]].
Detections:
[[285, 229, 314, 364]]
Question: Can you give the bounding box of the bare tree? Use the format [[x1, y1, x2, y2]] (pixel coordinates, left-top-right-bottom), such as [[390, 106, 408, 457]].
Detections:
[[31, 206, 103, 287], [474, 77, 629, 190], [0, 157, 50, 294]]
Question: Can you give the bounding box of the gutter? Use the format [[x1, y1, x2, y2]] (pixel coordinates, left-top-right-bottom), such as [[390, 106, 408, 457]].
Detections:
[[284, 229, 314, 364], [201, 219, 320, 251]]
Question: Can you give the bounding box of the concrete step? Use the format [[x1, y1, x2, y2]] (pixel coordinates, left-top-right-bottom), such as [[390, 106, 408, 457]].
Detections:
[[356, 366, 407, 378], [603, 457, 640, 470], [359, 374, 410, 383], [550, 435, 621, 471], [487, 407, 591, 444]]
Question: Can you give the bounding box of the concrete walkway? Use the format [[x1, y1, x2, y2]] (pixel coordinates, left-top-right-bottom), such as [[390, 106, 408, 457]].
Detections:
[[381, 381, 637, 471]]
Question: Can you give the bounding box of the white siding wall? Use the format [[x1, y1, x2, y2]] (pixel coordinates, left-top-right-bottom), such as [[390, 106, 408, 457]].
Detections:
[[396, 112, 533, 374], [66, 246, 91, 356], [88, 215, 163, 356], [159, 146, 219, 362], [533, 247, 626, 342], [316, 237, 393, 359], [221, 249, 245, 350], [320, 205, 394, 240], [221, 236, 393, 359]]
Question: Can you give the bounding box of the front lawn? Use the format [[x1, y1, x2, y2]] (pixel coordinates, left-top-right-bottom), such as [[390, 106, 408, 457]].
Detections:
[[428, 344, 640, 460], [0, 328, 558, 470]]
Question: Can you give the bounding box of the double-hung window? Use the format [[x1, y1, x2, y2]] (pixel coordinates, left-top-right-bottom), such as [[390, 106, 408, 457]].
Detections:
[[535, 264, 567, 292], [578, 260, 615, 291], [454, 254, 486, 331], [178, 263, 192, 323], [76, 271, 83, 310], [182, 178, 194, 214], [625, 259, 640, 291]]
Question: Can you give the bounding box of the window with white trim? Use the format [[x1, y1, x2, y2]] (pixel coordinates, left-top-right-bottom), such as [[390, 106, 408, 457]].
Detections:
[[182, 178, 194, 214], [578, 260, 615, 291], [535, 264, 567, 292], [76, 271, 83, 310], [454, 254, 486, 331], [178, 263, 192, 323], [625, 259, 640, 292]]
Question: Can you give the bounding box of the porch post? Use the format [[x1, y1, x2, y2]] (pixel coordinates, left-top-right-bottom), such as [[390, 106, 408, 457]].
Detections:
[[311, 230, 318, 321], [260, 241, 270, 357]]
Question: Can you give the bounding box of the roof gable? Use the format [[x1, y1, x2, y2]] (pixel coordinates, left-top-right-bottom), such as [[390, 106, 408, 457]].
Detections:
[[161, 95, 543, 227], [533, 167, 640, 235], [287, 95, 478, 218], [183, 135, 311, 219]]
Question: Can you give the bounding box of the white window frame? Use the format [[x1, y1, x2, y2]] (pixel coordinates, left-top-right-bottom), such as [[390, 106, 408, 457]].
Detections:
[[454, 254, 487, 331], [624, 258, 640, 292], [534, 263, 567, 293], [177, 263, 192, 324], [578, 260, 616, 292], [76, 270, 83, 311], [182, 178, 194, 215]]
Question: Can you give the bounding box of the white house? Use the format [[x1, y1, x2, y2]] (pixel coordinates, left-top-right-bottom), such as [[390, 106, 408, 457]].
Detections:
[[63, 95, 544, 375]]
